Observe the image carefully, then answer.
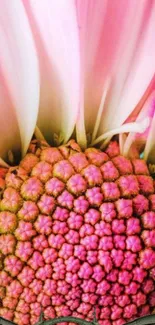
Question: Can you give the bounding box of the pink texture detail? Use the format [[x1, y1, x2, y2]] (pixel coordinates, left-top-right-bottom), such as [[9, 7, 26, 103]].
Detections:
[[115, 199, 133, 218], [100, 202, 116, 222], [59, 243, 74, 259], [86, 188, 103, 207], [4, 255, 23, 277], [99, 236, 113, 250], [45, 177, 65, 197], [78, 262, 93, 279], [65, 229, 80, 244], [0, 211, 16, 233], [57, 190, 74, 210], [142, 211, 155, 229], [118, 175, 139, 197], [111, 305, 123, 320], [31, 161, 52, 182], [116, 294, 131, 307], [82, 165, 103, 186], [98, 251, 112, 272], [74, 196, 89, 214], [81, 279, 97, 293], [137, 175, 154, 195], [53, 221, 68, 235], [15, 241, 33, 261], [96, 280, 111, 295], [48, 234, 65, 249], [125, 282, 140, 295], [35, 265, 52, 280], [133, 194, 149, 215], [43, 279, 57, 296], [123, 304, 137, 319], [133, 267, 147, 283], [101, 161, 119, 181], [92, 265, 105, 282], [7, 280, 23, 298], [0, 271, 11, 286], [32, 234, 48, 251], [81, 235, 98, 250], [15, 221, 36, 241], [18, 266, 35, 286], [53, 207, 69, 221], [43, 247, 58, 263], [67, 212, 83, 229], [69, 152, 89, 172], [118, 270, 132, 285], [95, 220, 112, 236], [53, 160, 74, 181], [126, 217, 141, 235], [112, 219, 126, 234], [139, 248, 155, 269], [21, 177, 43, 201], [67, 174, 87, 195], [101, 182, 120, 201], [86, 251, 98, 265], [29, 279, 43, 295], [28, 251, 44, 270], [112, 156, 133, 175], [65, 256, 81, 273], [111, 249, 124, 267], [0, 234, 16, 255], [85, 209, 101, 225], [79, 224, 94, 237], [37, 194, 55, 214], [114, 235, 126, 250], [126, 235, 142, 252], [142, 230, 155, 247]]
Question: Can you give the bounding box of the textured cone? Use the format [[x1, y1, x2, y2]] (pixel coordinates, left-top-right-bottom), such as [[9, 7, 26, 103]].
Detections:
[[0, 139, 155, 325]]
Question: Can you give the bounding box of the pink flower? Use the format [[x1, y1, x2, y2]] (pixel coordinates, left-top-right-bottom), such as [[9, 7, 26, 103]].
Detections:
[[0, 1, 154, 163]]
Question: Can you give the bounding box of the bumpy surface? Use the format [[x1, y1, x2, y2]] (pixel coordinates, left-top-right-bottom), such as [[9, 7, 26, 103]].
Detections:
[[0, 139, 155, 325]]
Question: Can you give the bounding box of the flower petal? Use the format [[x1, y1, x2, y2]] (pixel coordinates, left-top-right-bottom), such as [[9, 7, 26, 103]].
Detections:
[[0, 0, 40, 157], [98, 1, 155, 136], [122, 91, 155, 158], [24, 0, 80, 145], [0, 74, 21, 163], [91, 118, 150, 146], [76, 0, 155, 144], [143, 96, 155, 163], [76, 0, 108, 143]]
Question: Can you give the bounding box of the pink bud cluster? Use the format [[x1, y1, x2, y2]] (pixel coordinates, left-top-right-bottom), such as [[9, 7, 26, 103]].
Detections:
[[0, 140, 155, 325]]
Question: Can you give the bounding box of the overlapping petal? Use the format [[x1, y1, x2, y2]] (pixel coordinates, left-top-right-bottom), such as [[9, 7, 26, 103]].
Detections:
[[0, 0, 39, 161], [122, 91, 155, 159], [75, 0, 155, 149], [23, 0, 80, 145]]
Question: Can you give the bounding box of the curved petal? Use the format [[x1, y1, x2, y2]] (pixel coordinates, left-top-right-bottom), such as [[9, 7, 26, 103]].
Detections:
[[76, 0, 108, 143], [0, 73, 21, 164], [91, 118, 150, 146], [98, 0, 155, 136], [0, 0, 40, 157], [23, 0, 80, 145], [143, 95, 155, 163], [122, 91, 155, 158], [76, 0, 155, 145]]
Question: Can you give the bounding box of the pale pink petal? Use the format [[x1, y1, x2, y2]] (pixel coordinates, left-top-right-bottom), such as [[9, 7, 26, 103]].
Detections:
[[0, 74, 20, 164], [144, 96, 155, 163], [24, 0, 80, 145], [76, 0, 155, 146], [0, 0, 40, 157], [91, 118, 150, 146], [98, 2, 155, 135], [122, 92, 155, 159]]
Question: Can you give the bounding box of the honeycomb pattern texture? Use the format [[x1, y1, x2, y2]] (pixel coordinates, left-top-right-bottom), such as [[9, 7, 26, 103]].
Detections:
[[0, 140, 155, 325]]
